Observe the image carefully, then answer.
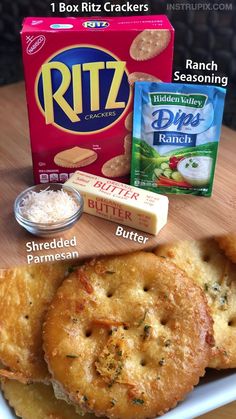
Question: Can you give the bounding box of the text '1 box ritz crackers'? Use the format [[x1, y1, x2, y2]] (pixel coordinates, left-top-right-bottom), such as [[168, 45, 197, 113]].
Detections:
[[21, 16, 174, 184]]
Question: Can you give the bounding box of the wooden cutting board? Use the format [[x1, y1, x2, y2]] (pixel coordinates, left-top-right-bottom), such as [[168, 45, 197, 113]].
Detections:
[[199, 401, 236, 419], [0, 82, 235, 268]]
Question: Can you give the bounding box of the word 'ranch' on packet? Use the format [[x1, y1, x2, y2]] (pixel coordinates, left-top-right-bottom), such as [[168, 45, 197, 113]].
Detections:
[[131, 82, 226, 197]]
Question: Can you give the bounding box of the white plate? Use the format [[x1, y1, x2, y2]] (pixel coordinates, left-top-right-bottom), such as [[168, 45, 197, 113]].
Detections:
[[0, 370, 235, 418], [163, 370, 236, 418]]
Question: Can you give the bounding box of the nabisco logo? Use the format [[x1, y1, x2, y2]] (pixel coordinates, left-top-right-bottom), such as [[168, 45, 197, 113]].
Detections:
[[27, 35, 46, 55]]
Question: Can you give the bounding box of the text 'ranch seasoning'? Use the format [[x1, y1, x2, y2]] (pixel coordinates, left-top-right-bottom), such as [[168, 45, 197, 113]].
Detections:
[[131, 82, 226, 197]]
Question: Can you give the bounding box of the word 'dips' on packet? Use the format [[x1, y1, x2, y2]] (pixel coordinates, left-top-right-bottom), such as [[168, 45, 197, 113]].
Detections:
[[131, 82, 226, 197], [21, 16, 174, 184]]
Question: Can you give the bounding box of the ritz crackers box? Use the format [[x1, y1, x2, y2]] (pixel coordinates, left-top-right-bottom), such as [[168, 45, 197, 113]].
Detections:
[[21, 16, 174, 184]]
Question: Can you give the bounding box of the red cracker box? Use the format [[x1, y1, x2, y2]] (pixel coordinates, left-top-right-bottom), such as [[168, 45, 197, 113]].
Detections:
[[21, 16, 174, 184]]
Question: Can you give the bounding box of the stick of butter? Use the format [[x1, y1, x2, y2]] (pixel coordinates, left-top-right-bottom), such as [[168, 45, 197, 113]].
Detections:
[[65, 171, 169, 235]]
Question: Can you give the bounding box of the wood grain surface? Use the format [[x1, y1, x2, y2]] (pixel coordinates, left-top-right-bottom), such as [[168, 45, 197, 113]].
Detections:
[[0, 82, 235, 268], [199, 401, 236, 418]]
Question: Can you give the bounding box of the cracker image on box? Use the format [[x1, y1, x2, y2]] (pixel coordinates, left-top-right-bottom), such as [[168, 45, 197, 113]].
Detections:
[[128, 72, 162, 86], [124, 112, 133, 131], [124, 134, 132, 155], [102, 154, 130, 178], [54, 146, 97, 168], [130, 30, 171, 61]]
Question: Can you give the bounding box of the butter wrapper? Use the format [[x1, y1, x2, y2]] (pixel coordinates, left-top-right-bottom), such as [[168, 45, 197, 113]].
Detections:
[[65, 171, 168, 235]]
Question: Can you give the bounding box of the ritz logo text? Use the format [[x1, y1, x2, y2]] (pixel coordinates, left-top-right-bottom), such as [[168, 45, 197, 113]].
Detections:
[[36, 45, 130, 134], [83, 21, 110, 29]]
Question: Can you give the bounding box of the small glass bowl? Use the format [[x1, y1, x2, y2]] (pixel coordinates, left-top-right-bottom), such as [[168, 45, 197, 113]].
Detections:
[[14, 183, 84, 237]]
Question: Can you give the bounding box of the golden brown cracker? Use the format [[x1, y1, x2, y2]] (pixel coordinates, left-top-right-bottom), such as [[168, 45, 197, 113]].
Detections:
[[130, 30, 171, 61], [124, 134, 132, 155], [128, 72, 162, 86], [0, 262, 72, 382], [154, 239, 236, 369], [216, 234, 236, 263], [102, 154, 130, 178], [1, 379, 95, 419], [43, 252, 212, 419], [124, 112, 133, 131], [54, 147, 97, 168]]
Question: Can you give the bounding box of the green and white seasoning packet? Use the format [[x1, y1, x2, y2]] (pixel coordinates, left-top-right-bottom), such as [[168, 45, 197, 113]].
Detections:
[[131, 82, 226, 196]]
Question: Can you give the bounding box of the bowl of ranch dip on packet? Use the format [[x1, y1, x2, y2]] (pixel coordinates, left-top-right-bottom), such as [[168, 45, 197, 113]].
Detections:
[[131, 82, 226, 197]]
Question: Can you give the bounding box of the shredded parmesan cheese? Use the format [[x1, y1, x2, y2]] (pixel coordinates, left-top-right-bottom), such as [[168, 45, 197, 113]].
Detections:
[[19, 188, 79, 223]]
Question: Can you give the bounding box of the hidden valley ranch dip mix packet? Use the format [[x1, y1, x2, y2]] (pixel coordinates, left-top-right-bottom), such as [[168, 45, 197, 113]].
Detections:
[[131, 82, 226, 196]]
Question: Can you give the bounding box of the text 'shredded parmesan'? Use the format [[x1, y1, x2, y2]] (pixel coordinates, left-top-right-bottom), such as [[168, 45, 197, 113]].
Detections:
[[19, 189, 79, 223]]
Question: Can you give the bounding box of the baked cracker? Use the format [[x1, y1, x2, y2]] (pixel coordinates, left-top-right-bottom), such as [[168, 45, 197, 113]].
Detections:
[[1, 379, 95, 419], [154, 239, 236, 369], [43, 252, 212, 419], [0, 262, 73, 382], [216, 234, 236, 263]]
